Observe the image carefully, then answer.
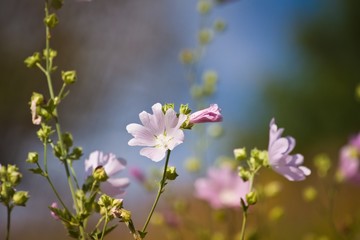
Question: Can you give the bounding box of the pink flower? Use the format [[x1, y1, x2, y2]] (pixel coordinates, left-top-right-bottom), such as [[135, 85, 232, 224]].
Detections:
[[85, 151, 130, 197], [50, 202, 59, 220], [268, 118, 311, 181], [337, 133, 360, 184], [129, 167, 146, 183], [126, 103, 187, 162], [194, 166, 250, 209], [189, 104, 223, 124]]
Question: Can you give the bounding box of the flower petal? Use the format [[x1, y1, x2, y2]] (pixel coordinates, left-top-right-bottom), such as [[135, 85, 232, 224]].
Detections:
[[140, 147, 166, 162]]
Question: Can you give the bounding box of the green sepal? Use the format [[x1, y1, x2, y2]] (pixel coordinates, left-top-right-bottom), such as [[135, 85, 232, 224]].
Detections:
[[28, 167, 45, 176], [68, 147, 83, 161], [138, 231, 147, 238]]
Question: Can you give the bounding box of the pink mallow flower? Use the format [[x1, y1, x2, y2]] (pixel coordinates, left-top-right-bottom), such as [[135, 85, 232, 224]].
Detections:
[[126, 103, 187, 162], [85, 151, 130, 197], [194, 166, 250, 209], [268, 118, 311, 181], [337, 133, 360, 184], [189, 104, 223, 124], [129, 167, 146, 183]]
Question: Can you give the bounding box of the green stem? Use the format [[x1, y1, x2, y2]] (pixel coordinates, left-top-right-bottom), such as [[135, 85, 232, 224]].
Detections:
[[240, 209, 248, 240], [141, 150, 171, 234], [43, 2, 86, 238], [6, 205, 12, 240], [100, 212, 108, 240]]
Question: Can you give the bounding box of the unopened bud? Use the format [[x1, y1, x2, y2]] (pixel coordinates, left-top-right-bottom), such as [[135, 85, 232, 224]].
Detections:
[[24, 52, 41, 68], [246, 191, 257, 205], [93, 166, 108, 182], [62, 71, 77, 84], [165, 166, 178, 180], [13, 191, 29, 206], [44, 13, 59, 28], [234, 148, 247, 161], [26, 152, 39, 164]]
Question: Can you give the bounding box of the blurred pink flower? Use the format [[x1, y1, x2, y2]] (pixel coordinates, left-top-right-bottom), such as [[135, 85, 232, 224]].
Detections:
[[268, 118, 311, 181], [126, 103, 187, 162], [194, 166, 250, 209], [129, 167, 146, 183], [85, 151, 130, 197], [189, 104, 223, 124], [50, 202, 59, 220], [338, 133, 360, 183]]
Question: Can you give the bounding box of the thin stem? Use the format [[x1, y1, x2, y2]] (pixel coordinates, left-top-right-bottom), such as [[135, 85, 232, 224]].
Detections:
[[100, 212, 108, 240], [6, 205, 12, 240], [240, 209, 248, 240], [141, 150, 171, 234]]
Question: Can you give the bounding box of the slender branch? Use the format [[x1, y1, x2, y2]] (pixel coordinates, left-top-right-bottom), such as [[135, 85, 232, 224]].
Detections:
[[6, 205, 12, 240], [141, 150, 172, 234]]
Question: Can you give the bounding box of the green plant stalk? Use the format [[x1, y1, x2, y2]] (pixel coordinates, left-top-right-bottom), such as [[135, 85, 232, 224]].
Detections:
[[239, 167, 259, 240], [100, 211, 109, 240], [43, 2, 86, 238], [6, 205, 12, 240], [141, 150, 172, 234]]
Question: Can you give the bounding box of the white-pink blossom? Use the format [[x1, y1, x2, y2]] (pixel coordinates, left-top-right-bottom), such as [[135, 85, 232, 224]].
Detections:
[[126, 103, 187, 162]]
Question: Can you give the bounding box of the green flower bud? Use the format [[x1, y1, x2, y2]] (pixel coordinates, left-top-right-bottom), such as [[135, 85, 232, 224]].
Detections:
[[162, 103, 174, 113], [37, 124, 54, 143], [1, 182, 14, 200], [303, 186, 317, 202], [246, 191, 257, 205], [179, 104, 191, 115], [98, 194, 112, 208], [43, 48, 57, 59], [234, 148, 247, 161], [69, 147, 83, 160], [119, 208, 132, 222], [7, 165, 22, 186], [238, 167, 250, 181], [13, 191, 29, 206], [93, 166, 108, 182], [179, 49, 195, 65], [197, 0, 212, 14], [61, 71, 77, 84], [198, 28, 213, 45], [44, 13, 59, 28], [26, 152, 39, 164], [24, 52, 41, 68], [213, 19, 227, 32], [165, 166, 178, 180]]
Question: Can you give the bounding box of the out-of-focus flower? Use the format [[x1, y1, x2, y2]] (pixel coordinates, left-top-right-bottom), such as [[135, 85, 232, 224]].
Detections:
[[85, 151, 129, 197], [50, 202, 59, 220], [194, 166, 250, 209], [268, 118, 311, 181], [126, 103, 187, 162], [189, 104, 222, 124], [129, 167, 146, 183], [337, 133, 360, 184]]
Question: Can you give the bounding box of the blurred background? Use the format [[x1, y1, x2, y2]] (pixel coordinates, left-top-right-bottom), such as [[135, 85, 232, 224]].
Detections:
[[1, 0, 360, 239]]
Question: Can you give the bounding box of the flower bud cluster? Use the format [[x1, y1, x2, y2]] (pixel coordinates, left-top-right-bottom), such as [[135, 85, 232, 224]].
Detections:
[[0, 164, 29, 207]]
